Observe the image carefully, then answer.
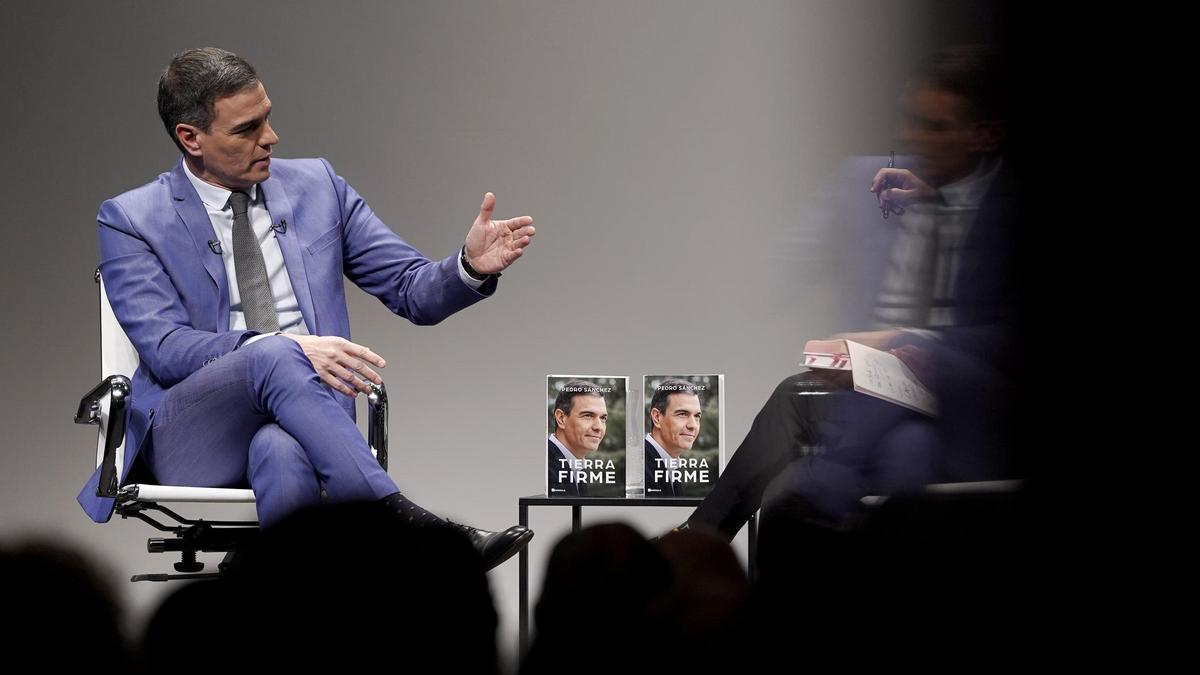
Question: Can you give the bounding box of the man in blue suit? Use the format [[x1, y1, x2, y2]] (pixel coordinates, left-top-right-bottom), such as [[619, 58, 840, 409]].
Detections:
[[77, 47, 536, 569]]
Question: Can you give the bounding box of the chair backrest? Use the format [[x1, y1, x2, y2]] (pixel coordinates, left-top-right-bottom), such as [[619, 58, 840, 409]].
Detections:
[[95, 271, 139, 474], [99, 271, 140, 379]]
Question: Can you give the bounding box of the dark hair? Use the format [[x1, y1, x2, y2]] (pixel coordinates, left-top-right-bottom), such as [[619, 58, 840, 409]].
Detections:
[[921, 44, 1010, 122], [650, 378, 701, 418], [553, 379, 605, 424], [157, 47, 259, 152]]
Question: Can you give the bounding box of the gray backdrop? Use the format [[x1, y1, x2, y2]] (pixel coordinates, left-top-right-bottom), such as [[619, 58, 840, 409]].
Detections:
[[0, 0, 968, 665]]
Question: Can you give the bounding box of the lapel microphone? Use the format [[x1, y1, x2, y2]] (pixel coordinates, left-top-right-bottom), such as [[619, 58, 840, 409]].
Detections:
[[210, 220, 285, 253]]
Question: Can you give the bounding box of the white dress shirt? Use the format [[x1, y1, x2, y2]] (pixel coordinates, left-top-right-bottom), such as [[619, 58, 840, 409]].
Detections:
[[873, 157, 1002, 334]]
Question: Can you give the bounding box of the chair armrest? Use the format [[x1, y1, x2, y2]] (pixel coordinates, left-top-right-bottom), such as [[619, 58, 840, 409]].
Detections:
[[367, 381, 388, 471], [75, 375, 130, 425], [76, 375, 131, 498]]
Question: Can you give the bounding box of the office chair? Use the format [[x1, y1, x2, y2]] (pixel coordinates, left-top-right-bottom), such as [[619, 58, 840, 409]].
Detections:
[[75, 269, 389, 581]]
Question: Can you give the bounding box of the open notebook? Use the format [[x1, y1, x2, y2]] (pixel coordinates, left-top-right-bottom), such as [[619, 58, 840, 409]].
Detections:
[[801, 339, 936, 416]]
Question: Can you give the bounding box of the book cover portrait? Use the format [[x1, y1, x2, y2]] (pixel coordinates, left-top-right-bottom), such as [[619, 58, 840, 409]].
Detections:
[[546, 375, 628, 498], [643, 375, 722, 498]]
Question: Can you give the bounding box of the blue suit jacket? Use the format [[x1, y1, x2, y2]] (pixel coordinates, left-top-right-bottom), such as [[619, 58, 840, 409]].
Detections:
[[78, 157, 494, 522]]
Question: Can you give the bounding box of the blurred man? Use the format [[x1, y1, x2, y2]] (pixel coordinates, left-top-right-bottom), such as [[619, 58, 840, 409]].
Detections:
[[683, 45, 1017, 538]]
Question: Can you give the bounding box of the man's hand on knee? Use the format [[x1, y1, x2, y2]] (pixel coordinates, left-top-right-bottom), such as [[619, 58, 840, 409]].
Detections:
[[282, 335, 386, 397]]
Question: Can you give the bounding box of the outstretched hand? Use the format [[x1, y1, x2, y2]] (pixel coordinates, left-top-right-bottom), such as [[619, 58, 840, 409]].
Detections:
[[463, 192, 536, 275]]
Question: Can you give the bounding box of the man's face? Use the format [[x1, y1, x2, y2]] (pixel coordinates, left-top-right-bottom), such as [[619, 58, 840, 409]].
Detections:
[[896, 83, 977, 187], [182, 81, 278, 190], [556, 395, 607, 457], [651, 392, 701, 456]]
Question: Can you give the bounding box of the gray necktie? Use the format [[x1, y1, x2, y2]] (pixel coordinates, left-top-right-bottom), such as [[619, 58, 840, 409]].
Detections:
[[228, 191, 280, 332]]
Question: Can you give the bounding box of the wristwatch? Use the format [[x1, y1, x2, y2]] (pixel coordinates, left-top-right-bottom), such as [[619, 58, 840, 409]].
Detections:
[[460, 246, 498, 281]]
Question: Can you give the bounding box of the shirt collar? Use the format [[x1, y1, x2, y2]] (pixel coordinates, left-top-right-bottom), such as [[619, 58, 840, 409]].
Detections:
[[182, 158, 259, 210], [548, 434, 576, 462], [644, 434, 672, 462]]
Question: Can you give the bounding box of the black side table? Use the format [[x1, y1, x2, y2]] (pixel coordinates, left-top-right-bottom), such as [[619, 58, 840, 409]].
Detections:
[[517, 495, 757, 655]]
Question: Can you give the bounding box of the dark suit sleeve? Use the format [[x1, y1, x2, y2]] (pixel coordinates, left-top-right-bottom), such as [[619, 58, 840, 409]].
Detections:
[[97, 198, 255, 387], [319, 159, 495, 326], [644, 441, 664, 494]]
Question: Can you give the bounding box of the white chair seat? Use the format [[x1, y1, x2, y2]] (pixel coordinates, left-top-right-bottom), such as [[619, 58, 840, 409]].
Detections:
[[122, 484, 257, 503]]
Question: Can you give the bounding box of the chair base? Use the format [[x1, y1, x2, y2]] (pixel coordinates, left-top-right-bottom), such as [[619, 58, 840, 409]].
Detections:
[[116, 498, 258, 583]]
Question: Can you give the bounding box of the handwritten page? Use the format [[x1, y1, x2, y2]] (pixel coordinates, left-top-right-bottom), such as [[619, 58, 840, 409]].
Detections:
[[845, 340, 936, 416]]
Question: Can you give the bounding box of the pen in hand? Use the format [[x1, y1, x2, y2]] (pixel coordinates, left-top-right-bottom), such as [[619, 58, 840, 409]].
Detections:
[[878, 151, 907, 220], [881, 151, 895, 219]]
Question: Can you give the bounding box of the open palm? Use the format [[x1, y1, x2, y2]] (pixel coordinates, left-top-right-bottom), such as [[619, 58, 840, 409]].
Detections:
[[463, 192, 535, 275]]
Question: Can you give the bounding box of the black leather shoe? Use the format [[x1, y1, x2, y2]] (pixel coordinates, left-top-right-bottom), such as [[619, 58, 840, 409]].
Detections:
[[446, 520, 534, 571]]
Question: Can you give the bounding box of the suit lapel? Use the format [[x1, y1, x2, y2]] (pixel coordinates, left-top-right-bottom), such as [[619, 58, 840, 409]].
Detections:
[[168, 160, 229, 327], [261, 175, 318, 335]]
